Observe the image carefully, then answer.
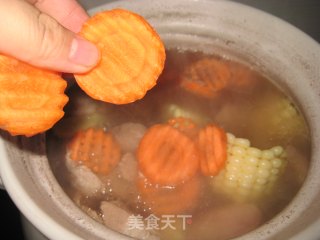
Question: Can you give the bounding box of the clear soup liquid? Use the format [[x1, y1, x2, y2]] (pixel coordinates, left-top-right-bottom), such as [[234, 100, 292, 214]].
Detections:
[[47, 49, 311, 240]]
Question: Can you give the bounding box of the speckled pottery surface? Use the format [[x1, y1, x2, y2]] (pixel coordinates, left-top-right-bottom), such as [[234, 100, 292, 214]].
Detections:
[[0, 0, 320, 239]]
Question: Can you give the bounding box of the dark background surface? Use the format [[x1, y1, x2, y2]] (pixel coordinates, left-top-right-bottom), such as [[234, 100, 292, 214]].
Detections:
[[1, 1, 319, 240]]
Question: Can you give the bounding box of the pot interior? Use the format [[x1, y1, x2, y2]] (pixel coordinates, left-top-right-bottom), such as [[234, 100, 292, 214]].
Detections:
[[1, 0, 320, 240]]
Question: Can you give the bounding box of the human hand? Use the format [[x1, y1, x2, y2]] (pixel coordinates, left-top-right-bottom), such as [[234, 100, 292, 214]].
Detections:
[[0, 0, 99, 73]]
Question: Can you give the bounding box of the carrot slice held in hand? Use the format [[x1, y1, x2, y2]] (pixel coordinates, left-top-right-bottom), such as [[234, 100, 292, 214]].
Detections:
[[137, 124, 199, 186], [67, 128, 121, 175], [0, 54, 68, 137], [74, 9, 166, 104], [198, 124, 228, 176], [180, 58, 230, 98]]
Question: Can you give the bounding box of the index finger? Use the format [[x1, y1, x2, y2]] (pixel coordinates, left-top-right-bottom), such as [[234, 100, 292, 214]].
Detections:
[[26, 0, 88, 32]]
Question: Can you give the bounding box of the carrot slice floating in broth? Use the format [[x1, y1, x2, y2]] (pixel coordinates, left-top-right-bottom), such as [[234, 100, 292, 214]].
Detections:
[[137, 124, 199, 186], [0, 54, 68, 137], [197, 124, 228, 176], [137, 177, 201, 215], [180, 57, 230, 98], [67, 128, 121, 175], [168, 117, 199, 138], [225, 61, 260, 93], [74, 9, 166, 104]]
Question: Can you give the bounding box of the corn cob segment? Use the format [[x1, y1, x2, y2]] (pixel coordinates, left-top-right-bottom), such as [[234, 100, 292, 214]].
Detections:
[[210, 133, 287, 202], [249, 93, 308, 146]]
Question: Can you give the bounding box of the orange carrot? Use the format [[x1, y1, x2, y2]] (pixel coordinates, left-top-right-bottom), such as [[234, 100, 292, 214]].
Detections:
[[67, 128, 121, 175], [137, 176, 201, 215], [137, 124, 199, 186], [74, 9, 166, 104], [197, 124, 228, 176], [0, 54, 68, 137], [227, 61, 258, 90], [180, 57, 230, 98], [167, 117, 199, 138]]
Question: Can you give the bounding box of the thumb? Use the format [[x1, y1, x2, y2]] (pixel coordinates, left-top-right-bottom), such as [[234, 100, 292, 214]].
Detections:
[[0, 0, 99, 73]]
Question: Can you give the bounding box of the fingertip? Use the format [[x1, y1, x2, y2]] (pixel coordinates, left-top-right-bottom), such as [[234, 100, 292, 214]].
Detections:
[[62, 4, 89, 33], [69, 36, 100, 73]]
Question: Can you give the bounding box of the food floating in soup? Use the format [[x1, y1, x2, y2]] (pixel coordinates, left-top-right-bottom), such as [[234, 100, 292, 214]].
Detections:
[[47, 49, 310, 240]]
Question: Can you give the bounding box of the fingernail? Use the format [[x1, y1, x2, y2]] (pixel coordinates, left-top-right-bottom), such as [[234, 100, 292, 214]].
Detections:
[[69, 36, 99, 68]]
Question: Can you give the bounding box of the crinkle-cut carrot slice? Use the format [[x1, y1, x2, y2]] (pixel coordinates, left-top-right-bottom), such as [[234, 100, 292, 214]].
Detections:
[[197, 124, 228, 176], [0, 54, 38, 73], [74, 9, 166, 104], [137, 124, 199, 186], [180, 57, 230, 98], [167, 117, 199, 138], [227, 61, 259, 89], [67, 128, 121, 175], [0, 54, 68, 137], [137, 177, 201, 215]]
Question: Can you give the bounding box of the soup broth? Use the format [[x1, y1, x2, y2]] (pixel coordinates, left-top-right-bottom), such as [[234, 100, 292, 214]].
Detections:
[[47, 49, 311, 240]]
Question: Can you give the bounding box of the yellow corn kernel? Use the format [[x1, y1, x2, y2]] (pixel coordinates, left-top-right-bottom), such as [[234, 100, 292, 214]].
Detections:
[[259, 159, 272, 169], [261, 150, 274, 160], [226, 133, 236, 144], [271, 146, 284, 157], [210, 133, 287, 202], [231, 146, 247, 156], [271, 158, 283, 168], [247, 147, 262, 158], [245, 156, 259, 166], [234, 138, 250, 148]]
